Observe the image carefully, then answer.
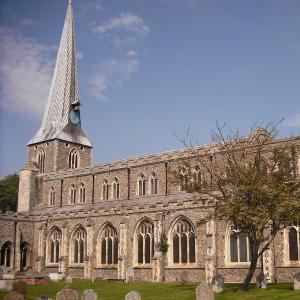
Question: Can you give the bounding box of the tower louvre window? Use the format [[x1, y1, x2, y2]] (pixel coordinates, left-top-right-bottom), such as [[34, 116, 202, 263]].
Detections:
[[69, 149, 78, 169], [38, 149, 45, 173], [49, 187, 55, 206], [112, 178, 120, 199]]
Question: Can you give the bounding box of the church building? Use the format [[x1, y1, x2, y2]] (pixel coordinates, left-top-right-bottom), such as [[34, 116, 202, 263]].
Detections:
[[0, 0, 299, 283]]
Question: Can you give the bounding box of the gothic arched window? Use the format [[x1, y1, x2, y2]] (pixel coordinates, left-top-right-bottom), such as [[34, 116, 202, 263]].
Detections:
[[49, 228, 61, 264], [150, 173, 158, 194], [229, 228, 251, 263], [38, 148, 45, 173], [70, 184, 77, 203], [69, 149, 78, 169], [138, 174, 146, 196], [100, 224, 118, 265], [0, 241, 12, 267], [49, 186, 55, 206], [112, 178, 120, 199], [136, 220, 154, 264], [102, 180, 109, 200], [179, 168, 187, 191], [194, 166, 202, 185], [79, 183, 86, 203], [72, 226, 86, 264], [172, 219, 195, 264], [20, 241, 29, 271], [289, 225, 300, 261]]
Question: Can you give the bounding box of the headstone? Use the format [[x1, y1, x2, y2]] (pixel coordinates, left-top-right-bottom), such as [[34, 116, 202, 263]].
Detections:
[[56, 287, 79, 300], [0, 279, 14, 291], [125, 291, 141, 300], [49, 273, 64, 281], [293, 272, 300, 290], [195, 283, 214, 300], [256, 273, 267, 289], [65, 276, 73, 284], [212, 275, 224, 293], [36, 297, 52, 300], [126, 268, 134, 283], [180, 271, 188, 286], [3, 292, 25, 300], [81, 289, 98, 300]]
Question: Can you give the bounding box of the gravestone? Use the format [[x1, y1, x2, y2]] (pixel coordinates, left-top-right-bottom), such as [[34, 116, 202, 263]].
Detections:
[[0, 279, 14, 291], [256, 273, 267, 289], [81, 289, 98, 300], [126, 268, 134, 283], [65, 276, 73, 284], [49, 273, 64, 281], [293, 272, 300, 290], [56, 287, 79, 300], [180, 271, 188, 286], [195, 283, 214, 300], [212, 275, 224, 293], [125, 291, 141, 300], [37, 297, 52, 300], [3, 292, 25, 300]]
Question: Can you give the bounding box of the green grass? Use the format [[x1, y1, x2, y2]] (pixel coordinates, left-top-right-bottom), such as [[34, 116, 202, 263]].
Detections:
[[0, 280, 299, 300]]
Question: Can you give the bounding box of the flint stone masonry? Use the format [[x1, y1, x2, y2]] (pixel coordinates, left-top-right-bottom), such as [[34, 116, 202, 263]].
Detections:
[[196, 283, 214, 300], [3, 292, 25, 300], [56, 287, 78, 300], [81, 289, 98, 300], [125, 291, 141, 300]]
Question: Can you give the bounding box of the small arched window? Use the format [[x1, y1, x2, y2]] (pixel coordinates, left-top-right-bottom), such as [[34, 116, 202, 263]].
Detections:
[[100, 224, 118, 265], [229, 228, 251, 263], [49, 228, 61, 264], [70, 184, 77, 203], [179, 168, 187, 191], [150, 173, 158, 194], [102, 180, 109, 200], [172, 219, 195, 264], [136, 220, 154, 264], [49, 186, 55, 206], [112, 178, 120, 199], [194, 166, 202, 185], [138, 174, 146, 196], [289, 225, 300, 261], [79, 183, 85, 203], [69, 149, 78, 169], [38, 148, 45, 173], [0, 241, 12, 267], [72, 226, 86, 264]]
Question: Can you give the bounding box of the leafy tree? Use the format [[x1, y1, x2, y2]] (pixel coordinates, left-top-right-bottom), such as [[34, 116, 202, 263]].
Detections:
[[173, 122, 300, 290], [0, 174, 19, 213]]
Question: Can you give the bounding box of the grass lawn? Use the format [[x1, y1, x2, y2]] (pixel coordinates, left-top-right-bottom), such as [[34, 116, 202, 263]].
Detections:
[[0, 280, 299, 300]]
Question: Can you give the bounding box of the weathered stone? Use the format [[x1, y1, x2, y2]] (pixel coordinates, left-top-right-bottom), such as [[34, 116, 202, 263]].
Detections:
[[65, 276, 73, 284], [56, 287, 78, 300], [0, 279, 14, 291], [256, 273, 267, 289], [3, 292, 25, 300], [212, 275, 224, 293], [49, 273, 64, 282], [293, 272, 300, 290], [195, 283, 214, 300], [126, 268, 134, 283], [3, 274, 15, 279], [36, 296, 52, 300], [81, 289, 98, 300], [125, 291, 141, 300]]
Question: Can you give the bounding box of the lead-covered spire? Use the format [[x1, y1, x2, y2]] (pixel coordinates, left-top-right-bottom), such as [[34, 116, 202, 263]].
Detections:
[[28, 0, 92, 147]]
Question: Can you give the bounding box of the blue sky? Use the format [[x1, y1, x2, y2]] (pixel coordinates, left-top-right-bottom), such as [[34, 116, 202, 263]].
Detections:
[[0, 0, 299, 178]]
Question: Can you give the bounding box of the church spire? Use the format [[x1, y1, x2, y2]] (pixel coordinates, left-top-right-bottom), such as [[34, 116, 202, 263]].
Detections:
[[28, 0, 92, 147]]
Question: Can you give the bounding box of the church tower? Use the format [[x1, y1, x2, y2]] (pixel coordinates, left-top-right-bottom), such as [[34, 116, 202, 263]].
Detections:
[[18, 0, 92, 212]]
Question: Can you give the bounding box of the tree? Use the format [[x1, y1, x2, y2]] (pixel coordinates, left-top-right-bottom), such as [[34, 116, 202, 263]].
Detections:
[[0, 174, 19, 213], [173, 122, 300, 290]]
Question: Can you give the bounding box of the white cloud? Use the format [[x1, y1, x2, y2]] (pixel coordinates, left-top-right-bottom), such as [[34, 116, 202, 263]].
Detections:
[[77, 51, 84, 60], [127, 50, 139, 57], [0, 27, 54, 119], [88, 58, 139, 101], [92, 12, 149, 46], [283, 114, 300, 128], [78, 0, 103, 15]]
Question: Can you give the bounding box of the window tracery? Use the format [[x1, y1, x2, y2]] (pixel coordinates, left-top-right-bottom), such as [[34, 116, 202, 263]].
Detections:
[[112, 178, 120, 199], [38, 148, 45, 173], [150, 173, 158, 194], [70, 184, 77, 203], [100, 224, 118, 265], [288, 224, 300, 261], [79, 183, 85, 203], [49, 186, 55, 206], [138, 174, 146, 196], [136, 220, 154, 264], [48, 228, 61, 264], [102, 180, 109, 200], [71, 226, 86, 264], [0, 241, 12, 267], [69, 148, 78, 168]]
